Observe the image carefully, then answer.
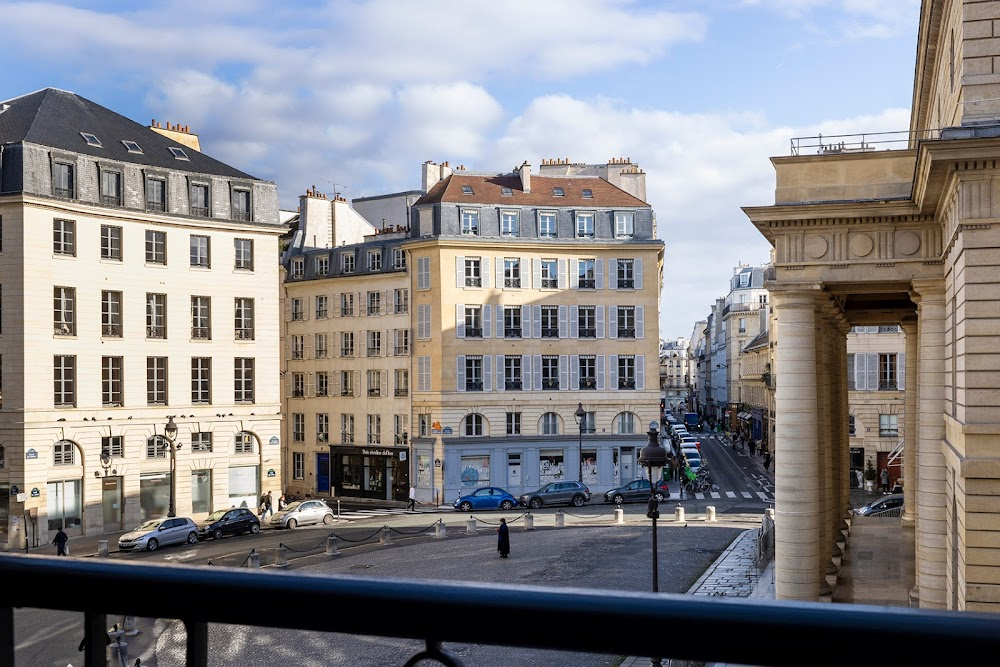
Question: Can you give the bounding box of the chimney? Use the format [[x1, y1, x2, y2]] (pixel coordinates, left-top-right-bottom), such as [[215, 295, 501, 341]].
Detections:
[[519, 161, 531, 194]]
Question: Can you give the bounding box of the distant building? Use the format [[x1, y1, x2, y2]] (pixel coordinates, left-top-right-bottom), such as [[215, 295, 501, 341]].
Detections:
[[659, 337, 690, 412]]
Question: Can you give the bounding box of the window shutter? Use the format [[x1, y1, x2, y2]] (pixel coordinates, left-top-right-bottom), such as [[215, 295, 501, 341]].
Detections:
[[495, 258, 503, 289], [456, 256, 464, 288], [481, 260, 490, 288], [559, 355, 569, 390], [533, 355, 543, 391], [634, 258, 644, 289], [608, 307, 618, 339], [522, 305, 532, 338], [484, 355, 493, 391], [532, 258, 541, 287], [570, 259, 579, 289], [522, 256, 531, 288], [609, 261, 618, 289], [496, 355, 505, 392], [636, 355, 645, 390], [596, 355, 605, 390], [635, 306, 644, 339], [495, 305, 504, 339], [558, 258, 567, 289], [897, 353, 905, 389], [483, 306, 492, 338], [456, 305, 465, 338], [847, 354, 855, 389], [559, 305, 568, 338], [596, 307, 605, 339], [595, 259, 604, 289], [569, 306, 579, 338], [532, 305, 542, 339], [386, 330, 393, 356], [334, 373, 341, 395], [457, 356, 466, 392], [523, 354, 532, 390], [867, 352, 878, 390], [570, 355, 579, 388], [609, 355, 618, 388]]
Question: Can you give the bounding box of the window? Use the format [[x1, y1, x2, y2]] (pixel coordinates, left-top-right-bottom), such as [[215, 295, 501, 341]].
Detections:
[[291, 335, 304, 360], [540, 259, 558, 289], [290, 414, 304, 442], [54, 440, 75, 465], [191, 296, 211, 339], [617, 355, 636, 390], [367, 330, 381, 357], [879, 353, 898, 390], [101, 357, 123, 405], [235, 431, 254, 454], [503, 258, 521, 288], [315, 255, 330, 276], [393, 248, 406, 270], [102, 435, 124, 458], [501, 186, 513, 196], [232, 189, 251, 221], [464, 306, 483, 338], [340, 293, 354, 317], [503, 306, 522, 338], [617, 306, 636, 338], [464, 257, 482, 287], [394, 289, 408, 314], [461, 185, 474, 195], [849, 415, 856, 437], [291, 298, 305, 321], [463, 413, 484, 436], [53, 286, 75, 336], [145, 230, 166, 264], [367, 370, 382, 397], [464, 356, 483, 391], [394, 329, 409, 355], [169, 146, 188, 160], [578, 259, 596, 289], [190, 183, 210, 217], [234, 238, 254, 270], [146, 177, 166, 212], [191, 432, 213, 453], [461, 209, 480, 235], [54, 355, 76, 406], [101, 290, 122, 337], [53, 219, 76, 256], [146, 436, 169, 459], [235, 358, 255, 402], [579, 411, 596, 434], [293, 452, 304, 480], [340, 371, 354, 396], [578, 306, 597, 338], [614, 412, 637, 434], [190, 235, 210, 267], [291, 373, 305, 398], [53, 162, 75, 198], [541, 306, 559, 338], [616, 259, 635, 289], [341, 414, 355, 443], [615, 211, 635, 238], [290, 258, 304, 279], [342, 252, 355, 274], [506, 412, 521, 435], [582, 188, 593, 198], [504, 355, 522, 390], [368, 249, 382, 271], [575, 212, 595, 238], [879, 414, 899, 437], [147, 357, 167, 405], [100, 169, 122, 207], [341, 332, 355, 357], [501, 210, 519, 236], [191, 358, 212, 403], [317, 414, 329, 442], [146, 293, 167, 339], [539, 211, 557, 238], [541, 412, 560, 435], [235, 298, 254, 340], [553, 187, 565, 197], [316, 372, 329, 397], [367, 291, 381, 316], [579, 356, 597, 389], [316, 295, 329, 319], [367, 414, 382, 445], [542, 355, 559, 390], [739, 318, 746, 333], [101, 225, 122, 260], [417, 257, 430, 289], [395, 369, 409, 397], [315, 333, 328, 358]]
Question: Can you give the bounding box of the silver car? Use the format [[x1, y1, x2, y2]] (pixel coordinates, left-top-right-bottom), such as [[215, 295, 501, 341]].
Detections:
[[269, 499, 336, 529], [117, 517, 199, 552]]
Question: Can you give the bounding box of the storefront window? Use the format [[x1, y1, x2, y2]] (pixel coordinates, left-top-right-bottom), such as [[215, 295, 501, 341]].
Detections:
[[138, 473, 170, 521], [228, 466, 259, 510], [342, 455, 363, 491], [460, 455, 490, 487], [191, 470, 212, 515], [581, 450, 598, 485], [539, 449, 564, 484], [46, 479, 83, 531], [416, 454, 431, 487]]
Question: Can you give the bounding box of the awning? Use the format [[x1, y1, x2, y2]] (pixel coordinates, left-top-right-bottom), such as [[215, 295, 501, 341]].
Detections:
[[738, 412, 751, 420]]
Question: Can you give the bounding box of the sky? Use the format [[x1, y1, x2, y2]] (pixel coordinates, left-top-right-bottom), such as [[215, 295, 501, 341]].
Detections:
[[0, 0, 921, 341]]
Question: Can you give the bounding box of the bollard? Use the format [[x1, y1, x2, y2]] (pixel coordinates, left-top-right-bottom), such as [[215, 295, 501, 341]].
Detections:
[[98, 540, 109, 557], [466, 517, 477, 535], [434, 518, 447, 538], [276, 545, 288, 567], [555, 511, 565, 527], [249, 552, 261, 568], [614, 508, 624, 524], [108, 632, 128, 665], [675, 505, 685, 523], [706, 506, 716, 522], [326, 536, 340, 556], [122, 615, 138, 636], [524, 513, 534, 531], [765, 507, 775, 520], [380, 526, 392, 545]]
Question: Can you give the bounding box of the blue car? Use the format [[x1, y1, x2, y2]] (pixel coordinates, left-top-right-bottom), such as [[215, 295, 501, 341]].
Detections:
[[453, 486, 518, 512]]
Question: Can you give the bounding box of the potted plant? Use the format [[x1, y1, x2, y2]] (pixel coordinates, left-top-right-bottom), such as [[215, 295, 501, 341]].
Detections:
[[864, 459, 877, 493]]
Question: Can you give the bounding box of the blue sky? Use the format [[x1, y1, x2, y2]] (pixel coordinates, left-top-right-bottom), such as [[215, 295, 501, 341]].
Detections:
[[0, 0, 921, 341]]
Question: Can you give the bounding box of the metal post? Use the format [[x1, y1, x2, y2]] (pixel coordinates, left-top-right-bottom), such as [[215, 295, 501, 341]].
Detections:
[[168, 442, 176, 517]]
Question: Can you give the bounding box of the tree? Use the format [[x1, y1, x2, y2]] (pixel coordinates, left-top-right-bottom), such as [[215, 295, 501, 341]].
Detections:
[[864, 459, 877, 481]]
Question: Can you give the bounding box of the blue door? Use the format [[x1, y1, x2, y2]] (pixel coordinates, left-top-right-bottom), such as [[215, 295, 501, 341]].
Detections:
[[316, 453, 330, 494]]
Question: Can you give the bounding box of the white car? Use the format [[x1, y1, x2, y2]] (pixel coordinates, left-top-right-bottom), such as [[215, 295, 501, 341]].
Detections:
[[269, 499, 336, 529], [117, 517, 199, 552]]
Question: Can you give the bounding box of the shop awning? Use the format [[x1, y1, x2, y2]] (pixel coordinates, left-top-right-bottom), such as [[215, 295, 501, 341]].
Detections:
[[738, 412, 751, 420]]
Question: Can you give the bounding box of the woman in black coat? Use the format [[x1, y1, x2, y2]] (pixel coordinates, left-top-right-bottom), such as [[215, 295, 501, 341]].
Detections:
[[497, 518, 510, 558]]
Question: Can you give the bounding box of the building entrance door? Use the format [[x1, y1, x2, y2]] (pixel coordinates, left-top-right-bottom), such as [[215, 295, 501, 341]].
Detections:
[[101, 477, 122, 532]]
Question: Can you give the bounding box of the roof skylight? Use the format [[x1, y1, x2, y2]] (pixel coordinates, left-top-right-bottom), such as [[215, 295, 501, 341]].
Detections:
[[80, 132, 102, 148], [169, 146, 189, 160], [122, 140, 143, 154], [582, 189, 593, 198], [553, 187, 565, 197], [500, 186, 513, 196], [461, 185, 474, 195]]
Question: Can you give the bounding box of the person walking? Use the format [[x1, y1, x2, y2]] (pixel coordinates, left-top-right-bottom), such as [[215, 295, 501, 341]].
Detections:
[[496, 518, 510, 558], [53, 528, 69, 556], [262, 491, 274, 518], [277, 494, 289, 511], [880, 468, 890, 494], [407, 485, 416, 511]]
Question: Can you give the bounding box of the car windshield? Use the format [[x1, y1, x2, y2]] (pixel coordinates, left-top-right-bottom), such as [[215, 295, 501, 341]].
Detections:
[[205, 510, 229, 521], [137, 519, 163, 530], [282, 502, 303, 512]]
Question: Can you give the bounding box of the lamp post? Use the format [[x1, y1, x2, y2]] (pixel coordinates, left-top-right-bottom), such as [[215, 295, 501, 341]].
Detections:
[[638, 421, 668, 667], [574, 403, 586, 481], [163, 416, 180, 518]]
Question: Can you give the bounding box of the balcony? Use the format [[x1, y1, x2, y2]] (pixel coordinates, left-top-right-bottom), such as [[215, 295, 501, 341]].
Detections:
[[541, 328, 559, 338], [465, 277, 481, 287], [101, 324, 121, 337], [541, 278, 558, 288], [191, 327, 211, 339], [465, 381, 484, 392], [367, 348, 381, 357], [579, 279, 596, 289], [395, 305, 409, 314], [368, 307, 380, 316], [395, 346, 409, 355], [541, 378, 559, 390], [505, 380, 522, 390], [341, 308, 354, 317], [504, 328, 522, 338], [465, 327, 482, 338], [504, 278, 521, 288], [340, 389, 354, 397], [579, 378, 597, 390], [341, 349, 354, 358], [368, 388, 381, 397], [617, 279, 634, 289], [394, 388, 409, 397], [579, 328, 596, 339], [146, 325, 166, 339], [235, 329, 254, 340], [616, 328, 636, 339], [618, 379, 636, 390], [316, 309, 328, 318]]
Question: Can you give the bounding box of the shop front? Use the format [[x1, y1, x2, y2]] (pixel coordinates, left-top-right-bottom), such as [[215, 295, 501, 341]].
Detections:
[[330, 445, 409, 501]]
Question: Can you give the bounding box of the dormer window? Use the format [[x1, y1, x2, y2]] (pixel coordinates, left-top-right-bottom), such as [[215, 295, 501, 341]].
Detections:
[[501, 186, 513, 196], [461, 185, 474, 195], [122, 140, 143, 154], [169, 147, 189, 160], [553, 187, 565, 197], [582, 189, 593, 198], [80, 132, 102, 148]]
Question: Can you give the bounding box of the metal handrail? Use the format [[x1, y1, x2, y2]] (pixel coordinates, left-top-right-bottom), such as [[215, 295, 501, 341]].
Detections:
[[789, 128, 940, 155]]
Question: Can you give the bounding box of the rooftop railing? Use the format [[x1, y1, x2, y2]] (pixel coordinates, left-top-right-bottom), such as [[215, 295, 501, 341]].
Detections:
[[789, 129, 940, 156]]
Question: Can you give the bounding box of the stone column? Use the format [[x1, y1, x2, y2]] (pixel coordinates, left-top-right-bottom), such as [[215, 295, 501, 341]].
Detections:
[[772, 287, 822, 601], [815, 304, 834, 596], [900, 317, 918, 529], [911, 279, 947, 608]]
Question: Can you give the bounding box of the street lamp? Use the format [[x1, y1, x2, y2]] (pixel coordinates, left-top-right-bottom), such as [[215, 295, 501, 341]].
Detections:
[[163, 416, 181, 518], [638, 421, 668, 667], [574, 403, 586, 480]]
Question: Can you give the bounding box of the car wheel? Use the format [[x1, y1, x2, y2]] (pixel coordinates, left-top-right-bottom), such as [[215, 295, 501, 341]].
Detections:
[[186, 532, 198, 545], [612, 494, 625, 505], [655, 492, 666, 502], [459, 501, 473, 512], [529, 498, 542, 509], [212, 528, 224, 541], [323, 514, 334, 525], [500, 500, 515, 510], [249, 523, 260, 534], [146, 538, 159, 552], [287, 518, 298, 529], [571, 495, 586, 507]]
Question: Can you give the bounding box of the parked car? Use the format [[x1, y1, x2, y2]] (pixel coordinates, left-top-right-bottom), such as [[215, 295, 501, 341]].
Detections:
[[117, 517, 199, 552], [197, 508, 261, 541], [269, 499, 336, 529], [604, 479, 670, 505], [453, 486, 519, 512], [519, 481, 591, 509], [855, 494, 904, 517], [682, 453, 704, 473]]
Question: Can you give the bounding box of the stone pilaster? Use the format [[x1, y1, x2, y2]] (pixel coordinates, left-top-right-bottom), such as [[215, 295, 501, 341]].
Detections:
[[900, 317, 918, 530]]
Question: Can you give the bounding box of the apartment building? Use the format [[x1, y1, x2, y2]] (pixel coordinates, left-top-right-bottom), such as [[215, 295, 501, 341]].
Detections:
[[721, 264, 769, 435], [659, 337, 690, 413], [0, 88, 284, 547], [407, 159, 664, 505]]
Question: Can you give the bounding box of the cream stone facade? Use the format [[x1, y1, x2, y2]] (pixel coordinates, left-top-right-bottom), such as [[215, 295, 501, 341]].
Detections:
[[0, 89, 284, 548], [743, 0, 1000, 610]]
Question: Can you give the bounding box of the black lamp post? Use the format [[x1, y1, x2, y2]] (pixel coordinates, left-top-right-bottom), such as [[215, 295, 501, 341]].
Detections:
[[164, 416, 180, 518], [638, 421, 668, 667], [574, 403, 586, 479]]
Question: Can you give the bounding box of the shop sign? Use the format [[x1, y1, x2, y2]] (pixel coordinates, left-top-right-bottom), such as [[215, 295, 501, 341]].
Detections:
[[363, 448, 393, 457]]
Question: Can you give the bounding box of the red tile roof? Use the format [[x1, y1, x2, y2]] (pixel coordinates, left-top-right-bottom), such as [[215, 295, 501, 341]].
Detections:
[[415, 173, 647, 207]]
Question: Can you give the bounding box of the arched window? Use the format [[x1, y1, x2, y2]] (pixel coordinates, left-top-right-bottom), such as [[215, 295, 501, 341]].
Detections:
[[613, 412, 638, 434], [235, 431, 255, 454], [462, 414, 485, 437], [540, 412, 560, 435], [54, 440, 75, 465], [146, 436, 169, 459]]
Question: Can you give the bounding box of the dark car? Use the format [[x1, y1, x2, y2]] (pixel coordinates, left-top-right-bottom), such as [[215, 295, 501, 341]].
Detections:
[[604, 479, 670, 505], [855, 494, 904, 517], [453, 486, 519, 512], [197, 508, 261, 541], [518, 481, 591, 509]]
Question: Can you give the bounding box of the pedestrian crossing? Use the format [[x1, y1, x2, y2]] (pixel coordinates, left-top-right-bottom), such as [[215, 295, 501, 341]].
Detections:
[[330, 506, 442, 522], [675, 489, 775, 502]]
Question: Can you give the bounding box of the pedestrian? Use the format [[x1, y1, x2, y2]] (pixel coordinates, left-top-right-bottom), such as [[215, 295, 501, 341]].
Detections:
[[764, 449, 772, 471], [407, 485, 416, 511], [749, 440, 757, 457], [880, 468, 890, 494], [53, 528, 69, 556], [496, 518, 510, 558], [277, 494, 288, 511], [258, 492, 267, 517], [263, 491, 274, 518]]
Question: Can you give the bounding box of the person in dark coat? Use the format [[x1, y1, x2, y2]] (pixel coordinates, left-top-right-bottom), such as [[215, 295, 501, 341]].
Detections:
[[497, 518, 510, 558], [53, 528, 69, 556]]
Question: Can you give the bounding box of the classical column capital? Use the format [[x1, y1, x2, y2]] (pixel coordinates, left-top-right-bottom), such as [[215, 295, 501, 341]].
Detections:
[[910, 278, 945, 303]]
